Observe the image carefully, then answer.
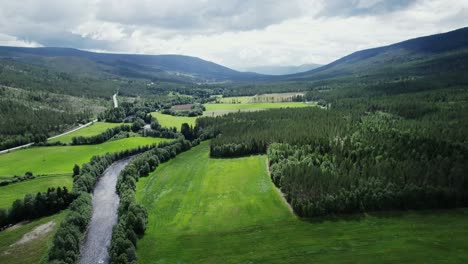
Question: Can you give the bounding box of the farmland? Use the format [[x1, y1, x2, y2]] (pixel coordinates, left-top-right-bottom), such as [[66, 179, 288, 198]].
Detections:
[[0, 212, 66, 264], [136, 142, 468, 263], [0, 175, 72, 209], [150, 112, 198, 129], [48, 122, 122, 144], [0, 137, 170, 177], [204, 101, 311, 116], [151, 101, 312, 128]]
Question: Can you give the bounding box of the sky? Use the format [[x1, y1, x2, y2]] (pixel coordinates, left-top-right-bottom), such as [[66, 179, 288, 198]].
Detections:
[[0, 0, 467, 70]]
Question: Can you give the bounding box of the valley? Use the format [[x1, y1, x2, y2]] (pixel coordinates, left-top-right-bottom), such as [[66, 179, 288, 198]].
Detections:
[[0, 24, 467, 264]]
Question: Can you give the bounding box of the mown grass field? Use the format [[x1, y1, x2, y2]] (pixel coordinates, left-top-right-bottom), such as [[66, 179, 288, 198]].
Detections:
[[0, 212, 66, 264], [48, 122, 122, 144], [150, 112, 197, 130], [0, 137, 169, 177], [136, 142, 468, 263], [0, 175, 73, 209]]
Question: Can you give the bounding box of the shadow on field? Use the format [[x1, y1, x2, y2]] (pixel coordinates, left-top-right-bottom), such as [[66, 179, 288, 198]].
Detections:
[[299, 207, 468, 224]]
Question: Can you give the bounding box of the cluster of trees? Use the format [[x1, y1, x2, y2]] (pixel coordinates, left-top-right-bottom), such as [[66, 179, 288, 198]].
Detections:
[[143, 127, 179, 139], [268, 125, 468, 216], [110, 138, 197, 263], [0, 171, 35, 186], [48, 143, 160, 263], [161, 103, 205, 117], [180, 123, 200, 141], [71, 125, 132, 145], [196, 107, 349, 157], [0, 187, 74, 228]]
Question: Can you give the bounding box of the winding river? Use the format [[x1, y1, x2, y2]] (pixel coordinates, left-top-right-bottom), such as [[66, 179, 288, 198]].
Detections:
[[79, 157, 132, 264]]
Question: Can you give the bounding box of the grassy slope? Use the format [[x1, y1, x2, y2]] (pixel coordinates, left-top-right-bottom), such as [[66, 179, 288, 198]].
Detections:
[[136, 142, 468, 263], [0, 137, 169, 176], [150, 112, 197, 130], [0, 212, 66, 264], [48, 122, 122, 144], [0, 175, 73, 209]]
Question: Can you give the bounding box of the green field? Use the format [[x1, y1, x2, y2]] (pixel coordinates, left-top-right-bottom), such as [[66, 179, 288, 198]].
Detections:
[[150, 112, 197, 130], [151, 102, 311, 128], [136, 142, 468, 263], [48, 122, 122, 144], [204, 102, 311, 116], [0, 176, 73, 209], [0, 212, 66, 264], [0, 137, 169, 177]]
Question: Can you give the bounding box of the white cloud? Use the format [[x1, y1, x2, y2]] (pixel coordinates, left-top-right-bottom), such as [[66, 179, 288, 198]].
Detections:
[[0, 33, 42, 47], [0, 0, 467, 69]]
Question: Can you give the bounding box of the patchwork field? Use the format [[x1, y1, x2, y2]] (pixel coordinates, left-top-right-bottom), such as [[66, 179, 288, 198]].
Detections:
[[136, 142, 468, 263], [0, 175, 73, 209], [48, 122, 122, 144], [203, 102, 311, 116], [151, 102, 311, 127], [150, 112, 197, 130], [0, 212, 66, 264], [0, 137, 169, 177]]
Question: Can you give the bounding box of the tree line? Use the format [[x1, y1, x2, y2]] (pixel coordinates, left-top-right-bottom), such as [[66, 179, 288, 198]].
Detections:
[[161, 103, 205, 117], [110, 138, 198, 263], [71, 125, 132, 145], [0, 187, 74, 229]]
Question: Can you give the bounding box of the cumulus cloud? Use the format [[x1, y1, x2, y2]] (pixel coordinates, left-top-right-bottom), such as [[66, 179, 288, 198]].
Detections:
[[0, 0, 467, 68], [96, 0, 305, 32]]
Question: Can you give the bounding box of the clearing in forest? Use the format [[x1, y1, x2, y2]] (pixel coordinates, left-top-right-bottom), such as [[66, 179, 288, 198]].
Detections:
[[136, 142, 468, 263], [150, 112, 197, 130]]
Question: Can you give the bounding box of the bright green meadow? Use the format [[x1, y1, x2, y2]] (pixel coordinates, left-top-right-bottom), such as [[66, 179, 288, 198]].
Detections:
[[136, 142, 468, 263], [150, 112, 197, 130], [0, 137, 169, 177], [48, 122, 122, 144], [0, 212, 66, 264], [0, 175, 73, 209]]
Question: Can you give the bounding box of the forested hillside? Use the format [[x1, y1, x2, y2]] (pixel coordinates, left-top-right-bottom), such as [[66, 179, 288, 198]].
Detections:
[[197, 86, 468, 216], [0, 86, 107, 151], [220, 27, 468, 97]]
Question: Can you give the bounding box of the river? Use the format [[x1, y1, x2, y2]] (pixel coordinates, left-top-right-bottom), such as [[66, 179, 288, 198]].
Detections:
[[79, 157, 132, 264]]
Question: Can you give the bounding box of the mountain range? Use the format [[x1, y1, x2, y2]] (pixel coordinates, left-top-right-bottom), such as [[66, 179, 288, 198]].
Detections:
[[0, 27, 467, 96]]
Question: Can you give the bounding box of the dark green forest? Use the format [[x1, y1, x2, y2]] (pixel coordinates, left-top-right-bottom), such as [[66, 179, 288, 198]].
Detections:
[[197, 86, 468, 216]]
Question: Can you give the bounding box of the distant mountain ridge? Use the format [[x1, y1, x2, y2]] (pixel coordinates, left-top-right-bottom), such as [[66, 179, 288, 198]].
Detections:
[[0, 46, 265, 82], [281, 27, 468, 81], [245, 64, 322, 75]]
